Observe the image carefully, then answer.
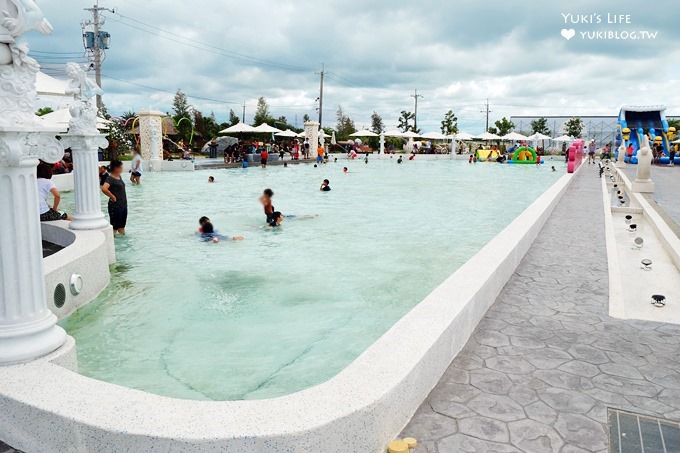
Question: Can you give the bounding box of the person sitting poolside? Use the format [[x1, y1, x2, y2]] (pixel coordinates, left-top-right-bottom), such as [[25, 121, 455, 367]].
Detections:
[[320, 179, 331, 191], [37, 162, 72, 221]]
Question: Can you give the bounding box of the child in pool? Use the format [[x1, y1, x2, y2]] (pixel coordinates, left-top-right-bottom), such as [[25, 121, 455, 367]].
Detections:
[[198, 217, 244, 242], [320, 179, 331, 191]]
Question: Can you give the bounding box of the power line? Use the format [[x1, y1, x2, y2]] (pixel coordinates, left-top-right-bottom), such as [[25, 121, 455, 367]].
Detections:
[[480, 98, 492, 131], [410, 89, 424, 131]]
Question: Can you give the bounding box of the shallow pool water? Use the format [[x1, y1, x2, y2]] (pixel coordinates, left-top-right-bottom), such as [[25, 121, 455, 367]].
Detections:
[[59, 157, 564, 400]]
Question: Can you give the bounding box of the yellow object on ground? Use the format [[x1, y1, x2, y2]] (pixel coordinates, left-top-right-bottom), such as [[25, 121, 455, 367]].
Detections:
[[388, 440, 409, 453], [476, 149, 499, 161], [403, 437, 417, 448]]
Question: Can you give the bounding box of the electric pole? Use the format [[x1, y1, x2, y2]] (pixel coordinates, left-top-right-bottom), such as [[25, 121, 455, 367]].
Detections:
[[410, 89, 424, 132], [83, 0, 113, 111], [316, 63, 325, 128], [242, 101, 246, 123], [481, 98, 492, 132]]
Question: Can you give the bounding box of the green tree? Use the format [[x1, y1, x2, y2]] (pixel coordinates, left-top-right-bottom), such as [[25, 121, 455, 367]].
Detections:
[[530, 117, 551, 135], [564, 117, 585, 138], [487, 126, 498, 134], [35, 106, 53, 116], [493, 117, 515, 136], [335, 105, 356, 140], [252, 96, 273, 126], [667, 118, 680, 130], [303, 114, 311, 123], [398, 110, 416, 133], [370, 111, 385, 134], [440, 110, 459, 135], [172, 89, 193, 142], [193, 109, 221, 142], [228, 109, 240, 126]]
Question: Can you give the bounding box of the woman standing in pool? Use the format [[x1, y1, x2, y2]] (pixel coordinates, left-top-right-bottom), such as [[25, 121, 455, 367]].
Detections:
[[102, 159, 128, 236]]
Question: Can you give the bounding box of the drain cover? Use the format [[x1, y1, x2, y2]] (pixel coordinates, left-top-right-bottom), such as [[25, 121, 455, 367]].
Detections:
[[609, 408, 680, 452]]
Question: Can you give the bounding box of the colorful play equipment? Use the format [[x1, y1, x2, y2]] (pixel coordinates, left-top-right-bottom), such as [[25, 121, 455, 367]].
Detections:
[[475, 149, 500, 161], [567, 139, 584, 173], [508, 146, 538, 164], [617, 106, 677, 164]]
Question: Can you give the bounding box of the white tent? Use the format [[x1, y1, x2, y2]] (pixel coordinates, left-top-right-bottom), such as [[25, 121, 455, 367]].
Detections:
[[36, 72, 69, 97], [421, 131, 448, 140], [475, 132, 501, 140], [319, 130, 331, 138], [274, 129, 298, 138], [501, 132, 529, 141], [400, 131, 421, 139], [297, 131, 306, 138], [253, 123, 282, 134], [331, 131, 336, 145], [383, 129, 403, 137], [39, 108, 111, 132], [553, 135, 574, 142], [350, 129, 379, 137], [220, 122, 256, 134]]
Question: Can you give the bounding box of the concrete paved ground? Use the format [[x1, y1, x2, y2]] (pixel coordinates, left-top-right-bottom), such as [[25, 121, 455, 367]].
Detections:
[[401, 168, 680, 452]]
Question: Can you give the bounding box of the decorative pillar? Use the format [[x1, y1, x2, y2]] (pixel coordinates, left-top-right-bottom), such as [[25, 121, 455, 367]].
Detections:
[[138, 110, 163, 171], [0, 1, 68, 363], [379, 133, 385, 155], [633, 135, 655, 193], [616, 142, 626, 168], [304, 121, 319, 158]]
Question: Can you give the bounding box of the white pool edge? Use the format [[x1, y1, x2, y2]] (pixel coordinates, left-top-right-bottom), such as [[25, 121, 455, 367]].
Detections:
[[0, 171, 575, 453]]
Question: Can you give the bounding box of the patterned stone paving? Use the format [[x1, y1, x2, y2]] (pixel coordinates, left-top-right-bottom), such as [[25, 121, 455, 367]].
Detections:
[[401, 168, 680, 452]]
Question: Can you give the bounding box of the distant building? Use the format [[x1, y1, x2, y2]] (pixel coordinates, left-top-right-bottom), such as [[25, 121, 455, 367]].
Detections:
[[510, 115, 680, 145]]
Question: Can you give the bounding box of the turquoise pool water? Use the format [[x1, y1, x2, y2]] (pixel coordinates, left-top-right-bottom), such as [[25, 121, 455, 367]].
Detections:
[[59, 158, 564, 400]]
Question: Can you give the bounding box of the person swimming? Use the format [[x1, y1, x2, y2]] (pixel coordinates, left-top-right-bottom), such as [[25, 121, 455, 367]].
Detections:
[[320, 179, 331, 191], [397, 156, 403, 164], [364, 156, 368, 164], [343, 167, 348, 174], [198, 217, 244, 242], [208, 176, 215, 183]]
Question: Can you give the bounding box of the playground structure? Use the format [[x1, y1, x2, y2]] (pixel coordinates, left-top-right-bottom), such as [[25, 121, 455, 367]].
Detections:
[[617, 106, 677, 164], [510, 146, 538, 164]]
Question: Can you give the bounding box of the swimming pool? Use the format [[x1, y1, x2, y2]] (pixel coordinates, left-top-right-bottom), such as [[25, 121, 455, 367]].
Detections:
[[59, 158, 564, 401]]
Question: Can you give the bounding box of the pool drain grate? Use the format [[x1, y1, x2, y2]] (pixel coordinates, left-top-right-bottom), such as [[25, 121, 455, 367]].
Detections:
[[608, 408, 680, 452]]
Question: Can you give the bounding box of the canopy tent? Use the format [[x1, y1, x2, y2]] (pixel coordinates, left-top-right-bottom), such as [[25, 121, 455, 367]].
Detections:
[[219, 122, 256, 134], [253, 123, 282, 134], [38, 108, 111, 132], [274, 129, 299, 138], [383, 129, 403, 137], [296, 131, 306, 138], [36, 72, 69, 97], [421, 131, 448, 140], [400, 131, 421, 139], [552, 135, 574, 142], [199, 136, 238, 155], [474, 132, 501, 141], [319, 130, 331, 138], [350, 129, 379, 137], [501, 131, 529, 141]]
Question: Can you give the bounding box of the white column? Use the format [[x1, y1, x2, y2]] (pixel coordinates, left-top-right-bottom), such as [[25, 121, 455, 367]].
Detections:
[[616, 142, 626, 168], [62, 134, 109, 230], [0, 131, 67, 364], [379, 133, 385, 155], [138, 110, 164, 171], [304, 121, 320, 158]]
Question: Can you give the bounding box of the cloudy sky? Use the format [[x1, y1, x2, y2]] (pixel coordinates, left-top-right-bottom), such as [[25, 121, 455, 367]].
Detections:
[[28, 0, 679, 133]]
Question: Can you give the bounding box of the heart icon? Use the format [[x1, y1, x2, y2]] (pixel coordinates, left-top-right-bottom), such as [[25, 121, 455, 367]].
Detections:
[[561, 28, 576, 40]]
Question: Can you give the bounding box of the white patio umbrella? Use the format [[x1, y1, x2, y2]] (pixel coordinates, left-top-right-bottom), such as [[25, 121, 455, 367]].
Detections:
[[527, 132, 552, 141], [383, 129, 403, 137], [253, 123, 282, 134], [297, 131, 306, 138], [453, 132, 475, 141], [421, 131, 448, 140], [219, 122, 256, 134], [350, 129, 379, 137], [501, 131, 529, 141], [475, 132, 501, 141], [274, 129, 298, 138], [39, 108, 111, 132], [400, 131, 421, 139], [331, 131, 336, 145], [319, 130, 331, 138], [36, 72, 69, 97], [552, 135, 574, 142]]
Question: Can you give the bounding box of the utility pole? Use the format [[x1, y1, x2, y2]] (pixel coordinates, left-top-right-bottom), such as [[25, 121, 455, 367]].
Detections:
[[480, 98, 492, 132], [316, 63, 325, 128], [242, 101, 246, 123], [410, 89, 424, 132], [83, 0, 113, 111]]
